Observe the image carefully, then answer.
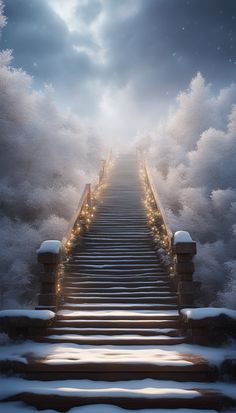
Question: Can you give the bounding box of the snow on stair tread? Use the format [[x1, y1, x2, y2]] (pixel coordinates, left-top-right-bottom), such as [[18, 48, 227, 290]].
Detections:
[[3, 376, 232, 395], [73, 251, 157, 259], [17, 345, 209, 367], [47, 327, 180, 333], [63, 292, 176, 297], [46, 334, 186, 341], [61, 303, 177, 308], [1, 377, 235, 412], [57, 309, 179, 316]]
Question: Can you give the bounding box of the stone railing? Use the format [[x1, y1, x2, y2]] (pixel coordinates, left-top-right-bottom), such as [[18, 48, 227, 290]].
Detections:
[[140, 156, 197, 308], [36, 155, 112, 311]]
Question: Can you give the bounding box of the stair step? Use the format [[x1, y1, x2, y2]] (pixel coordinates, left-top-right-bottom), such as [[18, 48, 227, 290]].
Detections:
[[69, 259, 161, 265], [64, 270, 169, 276], [64, 272, 169, 278], [46, 327, 182, 336], [57, 309, 180, 320], [61, 302, 178, 310], [55, 319, 180, 328], [65, 263, 165, 268], [63, 283, 171, 289], [42, 334, 187, 345], [63, 276, 170, 282], [63, 287, 171, 293], [64, 296, 178, 304], [73, 252, 157, 256], [7, 358, 218, 382], [63, 279, 171, 284], [62, 291, 175, 297]]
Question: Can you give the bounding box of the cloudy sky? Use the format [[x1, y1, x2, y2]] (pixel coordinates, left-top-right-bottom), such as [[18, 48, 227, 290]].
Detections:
[[2, 0, 236, 140]]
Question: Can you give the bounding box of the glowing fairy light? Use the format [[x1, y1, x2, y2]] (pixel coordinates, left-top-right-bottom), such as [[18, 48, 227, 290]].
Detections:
[[140, 157, 174, 272]]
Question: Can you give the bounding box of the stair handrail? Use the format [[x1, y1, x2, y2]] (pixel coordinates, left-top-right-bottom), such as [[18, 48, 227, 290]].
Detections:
[[62, 183, 91, 250], [61, 156, 111, 251], [142, 156, 173, 249]]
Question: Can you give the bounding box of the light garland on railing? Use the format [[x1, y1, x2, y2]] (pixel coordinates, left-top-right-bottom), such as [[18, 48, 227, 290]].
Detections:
[[63, 160, 112, 257], [53, 157, 114, 303], [140, 164, 174, 272], [56, 262, 65, 295]]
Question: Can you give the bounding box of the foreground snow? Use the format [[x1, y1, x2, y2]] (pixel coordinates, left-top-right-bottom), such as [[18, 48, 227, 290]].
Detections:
[[0, 310, 55, 320], [0, 401, 221, 413], [182, 307, 236, 321]]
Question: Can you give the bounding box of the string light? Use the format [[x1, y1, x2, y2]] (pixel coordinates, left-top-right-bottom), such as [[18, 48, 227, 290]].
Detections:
[[140, 159, 174, 272]]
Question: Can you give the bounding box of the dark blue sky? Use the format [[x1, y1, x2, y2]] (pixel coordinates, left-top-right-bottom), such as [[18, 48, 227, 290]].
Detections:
[[1, 0, 236, 136]]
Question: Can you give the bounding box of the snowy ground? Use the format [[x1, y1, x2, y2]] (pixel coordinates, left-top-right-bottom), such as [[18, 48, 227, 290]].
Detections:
[[181, 307, 236, 321], [0, 402, 225, 413]]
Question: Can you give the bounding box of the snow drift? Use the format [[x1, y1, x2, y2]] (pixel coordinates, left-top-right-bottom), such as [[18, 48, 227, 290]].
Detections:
[[136, 73, 236, 308], [0, 3, 103, 307]]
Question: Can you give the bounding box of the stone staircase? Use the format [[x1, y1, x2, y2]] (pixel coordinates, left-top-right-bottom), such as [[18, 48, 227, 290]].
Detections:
[[0, 154, 235, 412], [43, 155, 184, 350]]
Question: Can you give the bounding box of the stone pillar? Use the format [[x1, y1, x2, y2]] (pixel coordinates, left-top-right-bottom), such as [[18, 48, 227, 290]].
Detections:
[[173, 231, 197, 308], [36, 240, 62, 311]]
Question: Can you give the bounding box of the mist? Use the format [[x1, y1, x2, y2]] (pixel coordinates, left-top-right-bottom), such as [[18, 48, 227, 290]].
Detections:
[[136, 73, 236, 308]]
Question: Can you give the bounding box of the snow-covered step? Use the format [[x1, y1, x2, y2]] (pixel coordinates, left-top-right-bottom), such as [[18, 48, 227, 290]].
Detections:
[[62, 291, 176, 297], [63, 274, 170, 280], [55, 319, 181, 329], [87, 230, 151, 234], [8, 350, 217, 382], [64, 273, 168, 280], [69, 259, 161, 264], [75, 246, 154, 250], [61, 302, 178, 311], [63, 281, 170, 287], [72, 253, 158, 258], [3, 377, 234, 411], [64, 296, 178, 305], [57, 309, 180, 319], [46, 327, 182, 336], [43, 334, 187, 345], [64, 268, 167, 275], [67, 263, 164, 268], [63, 287, 171, 293]]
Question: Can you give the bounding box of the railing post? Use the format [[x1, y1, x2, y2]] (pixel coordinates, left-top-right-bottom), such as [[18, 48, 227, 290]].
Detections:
[[173, 231, 197, 308], [36, 240, 62, 311], [99, 160, 106, 185]]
